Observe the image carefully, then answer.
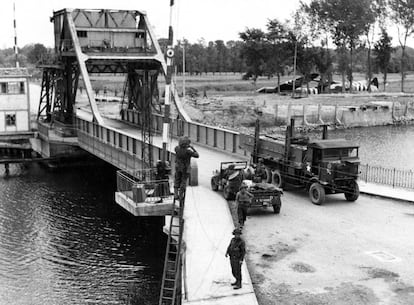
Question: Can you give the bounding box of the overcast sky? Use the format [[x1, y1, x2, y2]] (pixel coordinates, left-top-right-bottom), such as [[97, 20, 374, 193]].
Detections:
[[0, 0, 412, 49], [0, 0, 302, 48]]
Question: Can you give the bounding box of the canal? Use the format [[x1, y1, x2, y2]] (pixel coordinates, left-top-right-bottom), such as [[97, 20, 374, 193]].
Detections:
[[0, 161, 164, 305]]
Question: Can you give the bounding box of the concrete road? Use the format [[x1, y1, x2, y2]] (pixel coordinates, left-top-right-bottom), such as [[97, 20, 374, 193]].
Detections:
[[190, 141, 414, 305], [242, 191, 414, 305]]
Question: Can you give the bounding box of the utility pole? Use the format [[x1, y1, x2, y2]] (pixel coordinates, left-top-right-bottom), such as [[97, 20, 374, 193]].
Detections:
[[13, 2, 19, 68], [161, 0, 175, 163], [182, 39, 186, 99]]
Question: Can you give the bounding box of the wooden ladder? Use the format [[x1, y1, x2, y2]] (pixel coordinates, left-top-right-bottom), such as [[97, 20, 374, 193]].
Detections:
[[159, 198, 184, 305]]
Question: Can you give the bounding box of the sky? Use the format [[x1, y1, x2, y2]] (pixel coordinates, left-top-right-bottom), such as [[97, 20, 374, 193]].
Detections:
[[0, 0, 303, 48], [0, 0, 412, 50]]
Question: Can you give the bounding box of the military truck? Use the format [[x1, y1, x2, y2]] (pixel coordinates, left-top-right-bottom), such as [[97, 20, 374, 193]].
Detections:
[[240, 118, 360, 205]]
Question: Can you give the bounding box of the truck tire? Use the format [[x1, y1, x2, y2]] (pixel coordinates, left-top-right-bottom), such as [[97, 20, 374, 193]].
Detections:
[[271, 196, 281, 214], [223, 185, 235, 200], [309, 182, 325, 205], [210, 177, 219, 191], [272, 169, 284, 188], [345, 181, 359, 201]]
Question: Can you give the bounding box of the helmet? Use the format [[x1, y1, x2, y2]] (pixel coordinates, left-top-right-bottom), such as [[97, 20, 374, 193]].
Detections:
[[179, 136, 191, 147], [258, 158, 264, 163], [232, 228, 242, 235]]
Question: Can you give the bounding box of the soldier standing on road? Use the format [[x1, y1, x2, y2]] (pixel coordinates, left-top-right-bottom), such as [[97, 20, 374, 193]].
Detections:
[[236, 183, 253, 228], [225, 228, 245, 290], [174, 136, 199, 201]]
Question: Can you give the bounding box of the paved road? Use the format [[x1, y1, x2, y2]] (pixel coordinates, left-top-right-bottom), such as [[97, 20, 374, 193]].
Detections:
[[191, 143, 414, 304], [242, 190, 414, 305]]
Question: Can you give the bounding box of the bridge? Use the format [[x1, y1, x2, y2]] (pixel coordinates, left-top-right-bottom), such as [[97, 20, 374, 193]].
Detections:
[[27, 7, 414, 305], [29, 8, 259, 305]]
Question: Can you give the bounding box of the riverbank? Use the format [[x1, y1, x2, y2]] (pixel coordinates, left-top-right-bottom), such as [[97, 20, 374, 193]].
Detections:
[[181, 92, 414, 134]]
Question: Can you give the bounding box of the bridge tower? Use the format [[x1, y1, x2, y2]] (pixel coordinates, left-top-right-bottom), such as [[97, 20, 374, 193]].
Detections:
[[37, 8, 188, 168]]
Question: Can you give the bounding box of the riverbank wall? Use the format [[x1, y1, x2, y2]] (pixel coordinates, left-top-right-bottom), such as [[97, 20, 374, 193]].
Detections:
[[272, 100, 414, 127]]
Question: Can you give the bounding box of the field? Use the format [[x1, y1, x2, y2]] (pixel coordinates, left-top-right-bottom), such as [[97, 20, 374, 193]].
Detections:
[[87, 72, 414, 130]]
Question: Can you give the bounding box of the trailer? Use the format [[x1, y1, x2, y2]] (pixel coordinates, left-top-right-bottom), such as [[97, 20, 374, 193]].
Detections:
[[211, 161, 282, 213], [240, 118, 360, 205]]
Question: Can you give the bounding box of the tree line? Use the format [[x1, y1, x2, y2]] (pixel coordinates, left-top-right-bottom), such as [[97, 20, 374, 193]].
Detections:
[[1, 0, 414, 92]]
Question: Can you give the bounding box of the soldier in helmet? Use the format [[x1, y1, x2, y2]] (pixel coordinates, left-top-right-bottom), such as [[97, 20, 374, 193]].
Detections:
[[236, 183, 253, 228], [225, 228, 245, 289], [154, 160, 171, 202], [253, 158, 267, 183], [174, 136, 199, 201]]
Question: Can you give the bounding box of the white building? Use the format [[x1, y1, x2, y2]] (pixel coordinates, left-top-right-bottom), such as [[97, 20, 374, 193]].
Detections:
[[0, 68, 30, 134]]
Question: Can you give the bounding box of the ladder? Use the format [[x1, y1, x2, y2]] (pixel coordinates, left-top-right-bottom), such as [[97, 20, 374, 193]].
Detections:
[[159, 198, 184, 305]]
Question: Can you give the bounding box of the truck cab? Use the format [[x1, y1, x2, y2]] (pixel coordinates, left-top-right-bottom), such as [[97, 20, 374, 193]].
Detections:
[[305, 139, 360, 204]]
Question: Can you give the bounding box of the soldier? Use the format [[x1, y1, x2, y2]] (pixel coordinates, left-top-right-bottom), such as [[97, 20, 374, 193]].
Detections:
[[225, 228, 246, 290], [253, 158, 267, 183], [154, 160, 171, 203], [236, 183, 253, 228], [174, 136, 199, 200]]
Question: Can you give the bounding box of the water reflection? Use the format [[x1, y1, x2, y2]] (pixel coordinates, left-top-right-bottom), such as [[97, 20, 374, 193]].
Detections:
[[0, 163, 164, 305]]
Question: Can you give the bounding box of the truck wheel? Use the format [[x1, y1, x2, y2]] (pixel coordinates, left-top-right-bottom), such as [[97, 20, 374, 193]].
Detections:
[[309, 182, 325, 205], [211, 177, 219, 191], [223, 185, 235, 200], [271, 196, 281, 214], [272, 169, 284, 188], [345, 181, 359, 201]]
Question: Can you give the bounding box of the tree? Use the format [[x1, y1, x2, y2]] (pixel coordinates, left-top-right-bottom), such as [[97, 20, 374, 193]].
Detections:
[[308, 0, 376, 92], [265, 19, 290, 93], [373, 28, 395, 90], [26, 43, 48, 64], [239, 28, 266, 82], [389, 0, 414, 92]]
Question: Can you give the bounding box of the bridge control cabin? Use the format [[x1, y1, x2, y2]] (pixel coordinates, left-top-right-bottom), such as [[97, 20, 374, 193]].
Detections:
[[0, 68, 30, 136], [51, 8, 161, 59]]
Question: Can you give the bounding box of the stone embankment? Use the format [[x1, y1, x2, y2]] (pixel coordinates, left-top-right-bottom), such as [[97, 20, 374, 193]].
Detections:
[[182, 93, 414, 133]]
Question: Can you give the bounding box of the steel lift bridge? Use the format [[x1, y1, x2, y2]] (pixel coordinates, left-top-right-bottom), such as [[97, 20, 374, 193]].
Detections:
[[34, 8, 190, 305], [36, 8, 189, 165]]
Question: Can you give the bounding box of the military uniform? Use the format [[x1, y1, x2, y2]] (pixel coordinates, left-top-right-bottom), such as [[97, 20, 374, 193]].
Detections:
[[226, 229, 246, 289], [174, 137, 199, 200], [236, 188, 253, 227]]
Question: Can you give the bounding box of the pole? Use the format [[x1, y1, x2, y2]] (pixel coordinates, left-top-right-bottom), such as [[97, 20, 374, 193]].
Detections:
[[291, 40, 297, 98], [162, 0, 175, 162], [13, 2, 19, 68], [183, 40, 186, 99]]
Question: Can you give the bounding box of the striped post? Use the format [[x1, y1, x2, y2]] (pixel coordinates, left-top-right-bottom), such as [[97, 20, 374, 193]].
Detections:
[[13, 2, 19, 68], [162, 0, 174, 162]]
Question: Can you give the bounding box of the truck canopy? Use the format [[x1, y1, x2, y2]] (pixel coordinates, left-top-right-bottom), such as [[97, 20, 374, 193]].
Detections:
[[308, 139, 358, 149]]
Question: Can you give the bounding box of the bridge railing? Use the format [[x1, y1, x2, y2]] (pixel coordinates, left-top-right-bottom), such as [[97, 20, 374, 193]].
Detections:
[[116, 170, 172, 203], [75, 115, 176, 174], [121, 109, 245, 156], [359, 164, 414, 189]]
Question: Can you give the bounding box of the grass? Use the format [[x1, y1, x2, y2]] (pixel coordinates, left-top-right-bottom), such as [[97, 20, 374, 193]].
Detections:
[[86, 72, 414, 97]]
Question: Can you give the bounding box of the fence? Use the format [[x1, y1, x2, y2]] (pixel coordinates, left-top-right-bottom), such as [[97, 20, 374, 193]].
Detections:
[[359, 164, 414, 190]]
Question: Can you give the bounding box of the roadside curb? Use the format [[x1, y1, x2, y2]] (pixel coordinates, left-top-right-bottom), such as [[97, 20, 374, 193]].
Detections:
[[359, 190, 414, 204]]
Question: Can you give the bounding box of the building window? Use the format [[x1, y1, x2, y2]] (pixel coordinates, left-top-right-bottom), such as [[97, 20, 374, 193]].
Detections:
[[4, 82, 24, 94], [1, 83, 7, 94], [5, 114, 16, 126], [77, 30, 87, 38]]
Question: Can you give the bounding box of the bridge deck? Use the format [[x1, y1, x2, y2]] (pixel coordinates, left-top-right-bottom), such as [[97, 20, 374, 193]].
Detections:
[[76, 109, 258, 304]]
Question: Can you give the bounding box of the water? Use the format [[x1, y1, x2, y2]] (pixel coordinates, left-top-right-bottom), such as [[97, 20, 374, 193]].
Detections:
[[329, 124, 414, 170], [0, 162, 165, 305]]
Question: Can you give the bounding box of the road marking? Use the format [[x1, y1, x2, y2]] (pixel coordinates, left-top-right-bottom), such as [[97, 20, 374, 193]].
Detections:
[[366, 251, 401, 262]]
